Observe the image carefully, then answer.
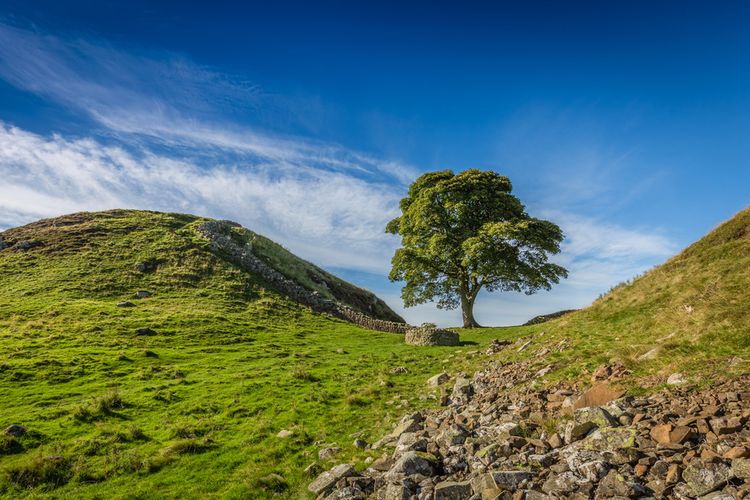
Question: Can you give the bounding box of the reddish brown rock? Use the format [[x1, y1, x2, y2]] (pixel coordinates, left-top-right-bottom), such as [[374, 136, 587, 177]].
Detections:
[[650, 424, 673, 444], [572, 383, 625, 410], [724, 446, 750, 459]]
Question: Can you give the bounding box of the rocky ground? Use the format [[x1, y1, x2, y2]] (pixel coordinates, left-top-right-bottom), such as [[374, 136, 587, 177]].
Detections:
[[307, 339, 750, 499]]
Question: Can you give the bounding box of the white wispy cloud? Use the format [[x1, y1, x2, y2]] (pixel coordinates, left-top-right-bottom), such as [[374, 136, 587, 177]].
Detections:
[[0, 22, 417, 185], [0, 123, 401, 273], [0, 22, 680, 326]]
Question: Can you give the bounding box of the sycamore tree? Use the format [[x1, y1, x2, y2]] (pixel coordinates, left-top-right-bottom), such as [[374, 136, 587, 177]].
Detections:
[[386, 169, 568, 328]]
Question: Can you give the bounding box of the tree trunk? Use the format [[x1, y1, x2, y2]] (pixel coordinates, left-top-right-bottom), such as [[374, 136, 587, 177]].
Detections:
[[460, 292, 481, 328]]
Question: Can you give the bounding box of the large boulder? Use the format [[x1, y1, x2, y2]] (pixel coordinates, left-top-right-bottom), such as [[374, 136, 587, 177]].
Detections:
[[405, 328, 460, 346]]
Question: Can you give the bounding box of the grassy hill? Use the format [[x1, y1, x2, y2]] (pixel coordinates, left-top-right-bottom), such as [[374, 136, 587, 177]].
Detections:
[[0, 210, 491, 498], [478, 205, 750, 386], [0, 207, 748, 498]]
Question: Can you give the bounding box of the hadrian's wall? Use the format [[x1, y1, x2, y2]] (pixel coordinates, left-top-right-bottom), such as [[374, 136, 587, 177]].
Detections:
[[196, 220, 412, 334]]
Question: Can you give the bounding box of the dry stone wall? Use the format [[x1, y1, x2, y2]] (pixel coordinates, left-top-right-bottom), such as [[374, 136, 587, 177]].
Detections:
[[196, 220, 413, 334]]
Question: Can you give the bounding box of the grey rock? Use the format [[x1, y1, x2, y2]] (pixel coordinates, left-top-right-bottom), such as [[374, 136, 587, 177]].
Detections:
[[542, 472, 589, 495], [434, 480, 472, 499], [427, 372, 450, 387], [384, 451, 437, 482], [496, 422, 523, 436], [451, 377, 474, 405], [318, 447, 341, 460], [698, 491, 735, 500], [596, 470, 646, 497], [577, 459, 610, 482], [667, 372, 688, 385], [487, 470, 533, 491], [396, 432, 427, 453], [380, 482, 412, 500], [308, 463, 356, 495], [135, 290, 151, 299], [353, 438, 368, 449], [4, 424, 27, 437], [390, 412, 424, 440], [117, 301, 135, 308], [303, 462, 322, 477], [436, 424, 469, 448], [327, 486, 367, 499]]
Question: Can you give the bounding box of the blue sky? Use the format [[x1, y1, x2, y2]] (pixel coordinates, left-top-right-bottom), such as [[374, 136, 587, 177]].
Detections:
[[1, 1, 749, 326]]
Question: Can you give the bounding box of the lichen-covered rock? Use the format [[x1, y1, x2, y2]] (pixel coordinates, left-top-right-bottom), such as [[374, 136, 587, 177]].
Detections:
[[564, 406, 617, 443], [542, 471, 590, 495], [579, 427, 636, 451], [596, 470, 647, 497], [733, 458, 750, 480], [682, 459, 734, 497], [405, 328, 460, 346]]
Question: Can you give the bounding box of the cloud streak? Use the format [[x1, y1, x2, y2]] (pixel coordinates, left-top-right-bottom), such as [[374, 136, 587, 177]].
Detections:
[[0, 22, 679, 326], [0, 123, 401, 272], [0, 22, 417, 185]]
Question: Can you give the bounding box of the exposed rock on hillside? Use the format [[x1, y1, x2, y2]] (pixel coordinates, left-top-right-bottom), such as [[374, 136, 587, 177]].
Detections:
[[310, 341, 750, 499]]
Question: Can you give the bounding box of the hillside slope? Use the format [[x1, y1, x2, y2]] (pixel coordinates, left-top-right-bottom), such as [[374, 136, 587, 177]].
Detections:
[[0, 210, 445, 498], [485, 205, 750, 384], [1, 207, 749, 498], [0, 210, 403, 323]]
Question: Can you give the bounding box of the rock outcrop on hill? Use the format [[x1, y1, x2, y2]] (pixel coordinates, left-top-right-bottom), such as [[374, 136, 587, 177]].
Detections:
[[309, 338, 750, 499]]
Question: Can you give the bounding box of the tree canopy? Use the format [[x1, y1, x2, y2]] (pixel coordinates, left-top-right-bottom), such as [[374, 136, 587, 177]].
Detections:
[[386, 169, 568, 327]]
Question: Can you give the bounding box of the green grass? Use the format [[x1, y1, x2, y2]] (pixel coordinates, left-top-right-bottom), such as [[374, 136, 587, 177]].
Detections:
[[0, 210, 517, 498], [1, 206, 749, 498], [472, 205, 750, 387]]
